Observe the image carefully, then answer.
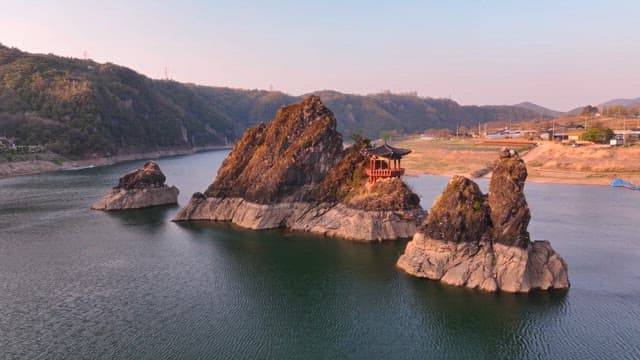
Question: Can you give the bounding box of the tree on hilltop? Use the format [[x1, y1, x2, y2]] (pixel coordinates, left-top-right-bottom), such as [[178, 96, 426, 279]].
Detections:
[[581, 105, 599, 116]]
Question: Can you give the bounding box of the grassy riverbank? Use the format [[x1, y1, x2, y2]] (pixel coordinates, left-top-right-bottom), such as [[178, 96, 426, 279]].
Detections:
[[396, 138, 535, 177]]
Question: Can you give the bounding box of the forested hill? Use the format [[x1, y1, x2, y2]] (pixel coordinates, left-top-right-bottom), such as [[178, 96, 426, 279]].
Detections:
[[0, 45, 245, 157], [312, 90, 543, 137], [0, 44, 543, 158]]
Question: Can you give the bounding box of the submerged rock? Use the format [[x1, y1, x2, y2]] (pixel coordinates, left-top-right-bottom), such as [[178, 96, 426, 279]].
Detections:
[[397, 149, 569, 293], [92, 161, 179, 210], [174, 96, 425, 241]]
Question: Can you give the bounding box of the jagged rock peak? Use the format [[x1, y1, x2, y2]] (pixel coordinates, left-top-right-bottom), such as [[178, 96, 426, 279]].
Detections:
[[488, 147, 530, 248], [116, 160, 167, 190], [422, 175, 491, 243], [300, 95, 336, 127], [204, 95, 344, 204], [419, 148, 531, 246]]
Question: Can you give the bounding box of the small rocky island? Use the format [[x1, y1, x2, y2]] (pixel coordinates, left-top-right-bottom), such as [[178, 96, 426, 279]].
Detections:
[[174, 96, 425, 241], [92, 160, 179, 210], [397, 148, 569, 292]]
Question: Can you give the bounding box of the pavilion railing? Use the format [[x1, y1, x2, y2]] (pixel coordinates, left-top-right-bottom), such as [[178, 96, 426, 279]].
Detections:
[[365, 168, 405, 178]]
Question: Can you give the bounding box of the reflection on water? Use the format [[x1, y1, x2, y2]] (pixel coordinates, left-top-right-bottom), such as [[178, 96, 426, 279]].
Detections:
[[106, 205, 178, 235], [0, 150, 639, 359], [403, 277, 568, 359]]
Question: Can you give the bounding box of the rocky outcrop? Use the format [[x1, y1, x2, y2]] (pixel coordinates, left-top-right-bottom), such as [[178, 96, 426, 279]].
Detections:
[[92, 161, 179, 210], [174, 96, 425, 241], [116, 160, 168, 190], [203, 95, 343, 204], [397, 149, 569, 292], [488, 148, 531, 248], [177, 196, 422, 241]]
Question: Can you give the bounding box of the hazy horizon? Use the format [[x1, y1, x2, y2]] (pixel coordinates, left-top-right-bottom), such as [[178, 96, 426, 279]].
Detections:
[[2, 0, 639, 112]]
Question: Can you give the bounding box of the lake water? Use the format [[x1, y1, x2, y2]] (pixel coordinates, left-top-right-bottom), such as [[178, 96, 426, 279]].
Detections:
[[1, 150, 639, 359]]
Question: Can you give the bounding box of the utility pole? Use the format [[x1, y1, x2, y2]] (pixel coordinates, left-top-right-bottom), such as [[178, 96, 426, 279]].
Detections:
[[164, 67, 169, 80]]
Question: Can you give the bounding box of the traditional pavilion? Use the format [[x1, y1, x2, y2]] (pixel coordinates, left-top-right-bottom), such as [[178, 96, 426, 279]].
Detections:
[[361, 143, 412, 183]]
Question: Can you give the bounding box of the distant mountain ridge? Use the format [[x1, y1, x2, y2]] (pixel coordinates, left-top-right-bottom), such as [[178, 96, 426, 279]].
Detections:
[[0, 44, 549, 159], [513, 101, 564, 118], [565, 97, 640, 115], [600, 97, 640, 107]]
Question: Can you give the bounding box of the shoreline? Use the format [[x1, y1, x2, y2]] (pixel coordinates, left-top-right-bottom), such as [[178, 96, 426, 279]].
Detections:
[[397, 138, 640, 187], [2, 142, 636, 187], [0, 145, 231, 179], [405, 167, 638, 186], [404, 169, 617, 186]]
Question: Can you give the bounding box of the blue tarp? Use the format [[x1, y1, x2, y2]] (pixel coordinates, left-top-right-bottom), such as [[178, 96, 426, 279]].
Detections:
[[611, 178, 639, 190]]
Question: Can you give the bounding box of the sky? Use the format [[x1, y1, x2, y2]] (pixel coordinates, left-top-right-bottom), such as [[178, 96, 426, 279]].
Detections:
[[1, 0, 639, 111]]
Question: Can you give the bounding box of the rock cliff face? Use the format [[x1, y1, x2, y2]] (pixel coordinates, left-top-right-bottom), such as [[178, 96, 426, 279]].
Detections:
[[174, 96, 425, 241], [488, 148, 531, 248], [92, 161, 179, 210], [204, 95, 344, 203], [397, 149, 569, 292]]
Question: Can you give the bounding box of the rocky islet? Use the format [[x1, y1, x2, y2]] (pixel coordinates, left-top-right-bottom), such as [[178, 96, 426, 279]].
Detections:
[[397, 148, 569, 292], [91, 160, 179, 210], [174, 96, 425, 241]]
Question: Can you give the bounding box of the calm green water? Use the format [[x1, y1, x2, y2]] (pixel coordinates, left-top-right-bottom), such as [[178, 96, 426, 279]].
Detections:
[[1, 150, 639, 359]]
